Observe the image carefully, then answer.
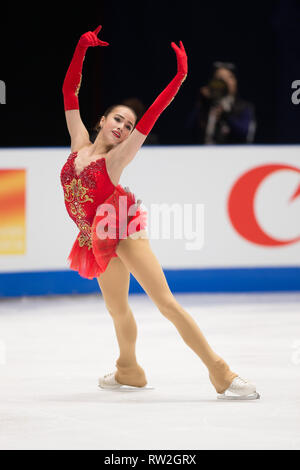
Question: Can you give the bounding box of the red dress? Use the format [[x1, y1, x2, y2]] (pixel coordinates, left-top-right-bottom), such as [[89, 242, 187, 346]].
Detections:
[[60, 151, 147, 279]]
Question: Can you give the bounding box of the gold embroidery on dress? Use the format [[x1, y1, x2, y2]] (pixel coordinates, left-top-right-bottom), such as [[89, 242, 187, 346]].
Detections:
[[64, 178, 93, 204], [77, 220, 92, 249], [64, 178, 93, 250], [78, 232, 92, 250]]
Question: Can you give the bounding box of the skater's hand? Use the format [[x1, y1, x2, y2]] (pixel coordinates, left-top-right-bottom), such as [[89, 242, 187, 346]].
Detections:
[[79, 25, 109, 48], [170, 41, 188, 79]]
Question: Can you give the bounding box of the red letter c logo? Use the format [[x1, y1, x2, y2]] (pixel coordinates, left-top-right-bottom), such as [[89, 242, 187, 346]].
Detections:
[[227, 164, 300, 246]]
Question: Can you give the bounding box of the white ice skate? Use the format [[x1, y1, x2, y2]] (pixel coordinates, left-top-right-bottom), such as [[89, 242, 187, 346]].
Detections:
[[217, 376, 260, 400], [98, 372, 154, 391]]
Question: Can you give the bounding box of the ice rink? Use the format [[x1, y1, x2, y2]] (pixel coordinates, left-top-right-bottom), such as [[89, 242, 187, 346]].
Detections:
[[0, 291, 299, 450]]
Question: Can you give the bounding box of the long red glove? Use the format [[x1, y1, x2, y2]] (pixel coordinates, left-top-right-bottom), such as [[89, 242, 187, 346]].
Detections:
[[135, 41, 187, 135], [62, 25, 109, 110]]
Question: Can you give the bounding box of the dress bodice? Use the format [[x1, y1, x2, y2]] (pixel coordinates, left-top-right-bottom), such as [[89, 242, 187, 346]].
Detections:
[[60, 151, 115, 249]]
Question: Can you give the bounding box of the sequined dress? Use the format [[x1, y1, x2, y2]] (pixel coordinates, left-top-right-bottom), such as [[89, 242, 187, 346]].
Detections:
[[60, 151, 147, 279]]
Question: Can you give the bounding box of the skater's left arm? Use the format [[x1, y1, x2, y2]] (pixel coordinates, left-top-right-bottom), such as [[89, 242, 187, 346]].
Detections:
[[108, 41, 188, 169]]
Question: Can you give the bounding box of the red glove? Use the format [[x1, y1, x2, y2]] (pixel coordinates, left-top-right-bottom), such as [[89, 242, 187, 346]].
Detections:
[[62, 25, 109, 110], [135, 41, 187, 135]]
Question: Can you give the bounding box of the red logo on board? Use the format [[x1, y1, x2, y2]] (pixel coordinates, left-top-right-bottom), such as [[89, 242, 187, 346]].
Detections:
[[227, 164, 300, 246]]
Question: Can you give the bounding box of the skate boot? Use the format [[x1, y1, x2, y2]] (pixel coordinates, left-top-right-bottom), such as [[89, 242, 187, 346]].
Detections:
[[98, 371, 154, 391], [217, 376, 260, 400]]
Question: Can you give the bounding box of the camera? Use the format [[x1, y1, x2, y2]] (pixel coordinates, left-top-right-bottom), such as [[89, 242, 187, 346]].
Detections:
[[207, 78, 229, 105]]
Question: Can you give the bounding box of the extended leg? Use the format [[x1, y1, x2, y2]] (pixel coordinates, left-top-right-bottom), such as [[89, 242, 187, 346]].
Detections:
[[116, 236, 238, 393]]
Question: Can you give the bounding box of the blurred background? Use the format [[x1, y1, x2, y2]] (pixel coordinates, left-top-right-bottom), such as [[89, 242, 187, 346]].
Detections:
[[0, 0, 299, 297], [1, 0, 300, 146]]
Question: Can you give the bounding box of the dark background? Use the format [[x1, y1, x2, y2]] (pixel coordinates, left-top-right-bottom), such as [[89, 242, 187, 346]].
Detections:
[[1, 0, 300, 147]]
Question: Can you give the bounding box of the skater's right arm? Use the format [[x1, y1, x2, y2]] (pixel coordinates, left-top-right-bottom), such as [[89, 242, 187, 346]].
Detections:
[[62, 26, 109, 152]]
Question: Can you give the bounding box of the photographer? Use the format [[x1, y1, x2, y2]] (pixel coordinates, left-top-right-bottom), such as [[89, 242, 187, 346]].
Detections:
[[185, 62, 256, 144]]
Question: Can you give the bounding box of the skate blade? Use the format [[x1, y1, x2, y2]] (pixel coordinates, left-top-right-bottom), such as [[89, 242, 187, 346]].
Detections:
[[98, 384, 154, 392], [217, 392, 260, 401]]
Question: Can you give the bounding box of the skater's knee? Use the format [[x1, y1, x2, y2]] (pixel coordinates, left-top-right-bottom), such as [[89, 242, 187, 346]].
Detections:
[[105, 301, 130, 318], [158, 297, 182, 320]]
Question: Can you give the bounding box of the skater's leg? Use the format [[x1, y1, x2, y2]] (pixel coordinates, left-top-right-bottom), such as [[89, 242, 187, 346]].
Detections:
[[97, 256, 147, 387], [116, 236, 238, 393]]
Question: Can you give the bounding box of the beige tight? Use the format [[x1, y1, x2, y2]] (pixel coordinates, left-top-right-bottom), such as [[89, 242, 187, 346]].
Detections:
[[97, 236, 238, 393]]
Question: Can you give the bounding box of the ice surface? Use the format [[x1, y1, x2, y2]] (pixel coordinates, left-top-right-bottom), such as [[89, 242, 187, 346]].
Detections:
[[0, 292, 299, 450]]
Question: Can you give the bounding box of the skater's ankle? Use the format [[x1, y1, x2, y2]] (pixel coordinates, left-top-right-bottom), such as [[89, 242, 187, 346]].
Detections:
[[208, 357, 238, 394], [115, 370, 147, 388], [116, 358, 140, 370], [115, 362, 147, 387]]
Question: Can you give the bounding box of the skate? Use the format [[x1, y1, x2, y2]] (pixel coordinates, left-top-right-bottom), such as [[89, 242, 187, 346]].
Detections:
[[217, 376, 260, 400], [98, 372, 154, 391]]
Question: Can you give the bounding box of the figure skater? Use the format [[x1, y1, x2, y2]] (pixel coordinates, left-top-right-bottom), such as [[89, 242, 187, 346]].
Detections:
[[60, 25, 260, 400]]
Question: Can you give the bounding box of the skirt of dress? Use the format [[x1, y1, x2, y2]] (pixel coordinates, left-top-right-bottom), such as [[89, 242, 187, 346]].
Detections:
[[67, 185, 148, 280], [67, 236, 105, 280]]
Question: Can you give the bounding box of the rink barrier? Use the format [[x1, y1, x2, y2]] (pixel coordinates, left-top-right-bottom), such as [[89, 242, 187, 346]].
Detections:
[[0, 266, 299, 297]]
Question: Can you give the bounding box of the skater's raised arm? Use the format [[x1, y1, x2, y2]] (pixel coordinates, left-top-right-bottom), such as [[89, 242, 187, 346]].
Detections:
[[109, 41, 188, 168], [62, 25, 109, 152]]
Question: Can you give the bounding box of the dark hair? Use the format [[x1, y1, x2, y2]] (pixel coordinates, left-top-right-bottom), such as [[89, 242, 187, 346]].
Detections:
[[90, 103, 138, 143], [213, 61, 237, 73], [212, 61, 238, 83]]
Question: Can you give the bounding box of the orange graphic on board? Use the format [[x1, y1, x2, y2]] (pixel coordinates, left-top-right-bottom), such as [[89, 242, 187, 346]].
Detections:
[[0, 169, 26, 255]]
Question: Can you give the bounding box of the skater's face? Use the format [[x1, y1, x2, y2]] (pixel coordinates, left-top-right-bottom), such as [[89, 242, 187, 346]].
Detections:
[[99, 106, 136, 146]]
